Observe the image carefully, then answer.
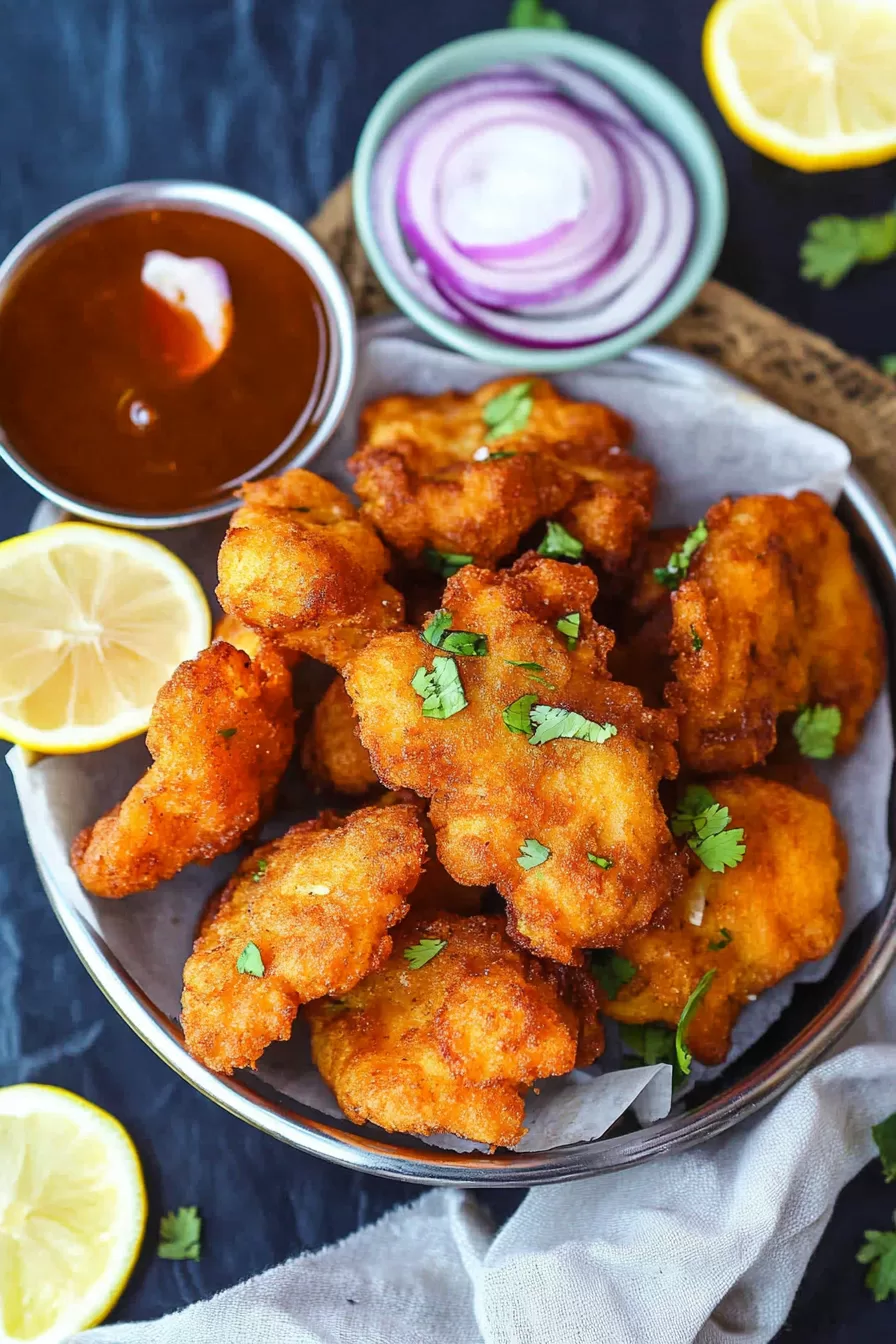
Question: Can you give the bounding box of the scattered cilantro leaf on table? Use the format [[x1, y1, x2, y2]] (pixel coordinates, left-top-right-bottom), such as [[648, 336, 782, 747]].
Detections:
[[857, 1216, 896, 1302], [792, 704, 841, 759], [508, 0, 568, 28], [800, 212, 896, 288], [873, 1113, 896, 1183], [880, 355, 896, 377], [158, 1206, 202, 1261]]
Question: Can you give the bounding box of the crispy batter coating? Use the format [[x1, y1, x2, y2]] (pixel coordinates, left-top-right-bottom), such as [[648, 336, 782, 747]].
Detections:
[[302, 677, 379, 795], [349, 376, 649, 570], [606, 529, 687, 705], [71, 643, 296, 898], [213, 612, 303, 669], [601, 775, 845, 1065], [307, 912, 603, 1147], [346, 555, 684, 963], [216, 468, 405, 637], [376, 790, 486, 915], [669, 492, 885, 772], [181, 802, 427, 1073]]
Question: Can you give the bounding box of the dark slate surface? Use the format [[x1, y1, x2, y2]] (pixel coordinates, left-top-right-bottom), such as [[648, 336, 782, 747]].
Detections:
[[0, 0, 894, 1334]]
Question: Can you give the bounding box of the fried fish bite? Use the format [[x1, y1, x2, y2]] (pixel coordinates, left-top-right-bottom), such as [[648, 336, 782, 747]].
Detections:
[[216, 468, 405, 639], [307, 912, 603, 1148], [71, 642, 295, 898], [349, 376, 649, 570], [600, 775, 845, 1065], [668, 492, 884, 772], [301, 677, 379, 795], [346, 555, 684, 964], [181, 802, 427, 1074]]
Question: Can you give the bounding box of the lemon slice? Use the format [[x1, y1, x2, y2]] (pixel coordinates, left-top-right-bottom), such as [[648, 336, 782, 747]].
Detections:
[[704, 0, 896, 171], [0, 522, 211, 753], [0, 1085, 147, 1342]]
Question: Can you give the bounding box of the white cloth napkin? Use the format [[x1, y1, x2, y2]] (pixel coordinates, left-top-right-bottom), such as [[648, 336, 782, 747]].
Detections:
[[75, 966, 896, 1344]]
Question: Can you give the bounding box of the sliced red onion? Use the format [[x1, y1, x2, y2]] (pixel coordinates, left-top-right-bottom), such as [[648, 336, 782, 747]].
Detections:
[[535, 57, 644, 129]]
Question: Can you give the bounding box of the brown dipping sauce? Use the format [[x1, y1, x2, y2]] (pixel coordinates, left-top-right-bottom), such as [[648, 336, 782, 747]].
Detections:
[[0, 208, 329, 513]]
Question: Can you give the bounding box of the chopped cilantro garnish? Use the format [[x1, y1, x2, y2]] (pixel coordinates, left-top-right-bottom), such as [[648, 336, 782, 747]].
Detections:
[[236, 941, 264, 977], [708, 927, 733, 951], [793, 704, 842, 760], [218, 727, 237, 739], [556, 611, 581, 650], [251, 858, 268, 883], [482, 381, 533, 441], [423, 547, 473, 578], [881, 354, 896, 378], [857, 1216, 896, 1302], [800, 212, 896, 289], [873, 1112, 896, 1183], [588, 853, 613, 870], [404, 937, 447, 969], [537, 520, 583, 561], [690, 625, 703, 652], [158, 1206, 202, 1261], [411, 657, 467, 719], [518, 837, 551, 869], [675, 969, 716, 1075], [529, 705, 617, 745], [504, 658, 553, 687], [508, 0, 569, 29], [671, 785, 745, 874], [653, 520, 708, 590], [503, 692, 538, 735], [620, 1022, 676, 1068], [488, 449, 516, 460], [589, 949, 635, 999], [421, 608, 487, 656]]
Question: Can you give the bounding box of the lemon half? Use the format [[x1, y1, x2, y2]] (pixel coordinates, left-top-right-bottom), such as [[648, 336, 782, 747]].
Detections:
[[0, 1085, 147, 1342], [0, 522, 211, 753], [704, 0, 896, 171]]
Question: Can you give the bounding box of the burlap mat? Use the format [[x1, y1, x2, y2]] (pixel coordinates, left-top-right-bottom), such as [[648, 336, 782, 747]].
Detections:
[[310, 179, 896, 519]]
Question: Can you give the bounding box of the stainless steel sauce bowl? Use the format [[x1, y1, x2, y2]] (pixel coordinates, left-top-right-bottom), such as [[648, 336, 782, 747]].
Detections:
[[0, 181, 357, 529]]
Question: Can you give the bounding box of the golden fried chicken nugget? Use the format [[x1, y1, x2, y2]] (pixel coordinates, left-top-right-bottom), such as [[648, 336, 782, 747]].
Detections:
[[375, 789, 486, 915], [346, 555, 684, 964], [601, 775, 845, 1065], [302, 677, 379, 795], [71, 643, 295, 898], [349, 376, 648, 570], [213, 612, 303, 669], [216, 468, 404, 637], [181, 803, 427, 1074], [668, 492, 884, 772], [307, 912, 603, 1148]]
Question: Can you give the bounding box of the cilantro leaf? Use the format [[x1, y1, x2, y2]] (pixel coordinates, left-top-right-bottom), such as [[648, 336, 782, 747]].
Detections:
[[793, 704, 841, 760], [873, 1113, 896, 1183], [589, 949, 635, 999], [671, 785, 746, 874], [504, 658, 553, 687], [236, 941, 265, 977], [488, 450, 516, 460], [537, 520, 583, 561], [503, 692, 538, 735], [675, 969, 716, 1076], [482, 381, 533, 441], [653, 520, 708, 590], [857, 1216, 896, 1302], [588, 853, 613, 870], [556, 611, 581, 650], [508, 0, 569, 28], [529, 704, 617, 745], [518, 837, 551, 869], [411, 657, 467, 719], [403, 937, 447, 969], [158, 1206, 202, 1261], [620, 1021, 675, 1067], [693, 827, 746, 874], [880, 355, 896, 377], [423, 547, 473, 578], [690, 625, 703, 652], [218, 727, 237, 739], [800, 212, 896, 289], [669, 785, 716, 836], [421, 608, 487, 656], [708, 927, 733, 951], [251, 858, 267, 883]]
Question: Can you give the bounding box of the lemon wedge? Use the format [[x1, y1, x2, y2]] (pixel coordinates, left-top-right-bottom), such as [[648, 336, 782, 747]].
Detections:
[[0, 1084, 147, 1342], [704, 0, 896, 171], [0, 522, 211, 753]]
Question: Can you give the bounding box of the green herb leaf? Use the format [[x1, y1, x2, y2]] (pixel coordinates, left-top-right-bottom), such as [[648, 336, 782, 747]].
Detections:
[[158, 1206, 202, 1261], [556, 611, 581, 650], [403, 937, 447, 969], [421, 608, 452, 648], [237, 941, 265, 977], [421, 608, 487, 656], [411, 657, 468, 719], [880, 354, 896, 377], [529, 704, 617, 745], [507, 0, 569, 28], [588, 852, 613, 870], [589, 949, 635, 999], [482, 381, 534, 441], [537, 520, 583, 561], [669, 785, 717, 836], [251, 858, 268, 883], [800, 212, 896, 289], [218, 727, 237, 739], [423, 547, 473, 578], [857, 1216, 896, 1302], [518, 837, 551, 869], [620, 1021, 676, 1067], [793, 704, 842, 760], [873, 1113, 896, 1183], [675, 969, 716, 1076], [488, 450, 516, 460], [690, 625, 703, 652], [504, 658, 553, 687], [708, 927, 733, 951], [670, 785, 746, 874], [503, 692, 538, 735], [653, 520, 708, 590]]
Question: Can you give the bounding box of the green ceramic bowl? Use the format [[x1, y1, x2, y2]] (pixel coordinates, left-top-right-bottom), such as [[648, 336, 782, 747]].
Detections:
[[353, 29, 728, 371]]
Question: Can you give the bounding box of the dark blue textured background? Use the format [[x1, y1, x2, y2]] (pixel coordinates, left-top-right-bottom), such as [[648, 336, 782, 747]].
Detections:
[[1, 0, 895, 1335]]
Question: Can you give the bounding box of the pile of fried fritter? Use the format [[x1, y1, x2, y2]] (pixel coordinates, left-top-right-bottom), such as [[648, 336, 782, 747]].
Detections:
[[70, 376, 885, 1149]]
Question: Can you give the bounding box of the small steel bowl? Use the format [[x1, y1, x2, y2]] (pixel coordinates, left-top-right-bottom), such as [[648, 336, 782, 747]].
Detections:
[[0, 181, 357, 529]]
